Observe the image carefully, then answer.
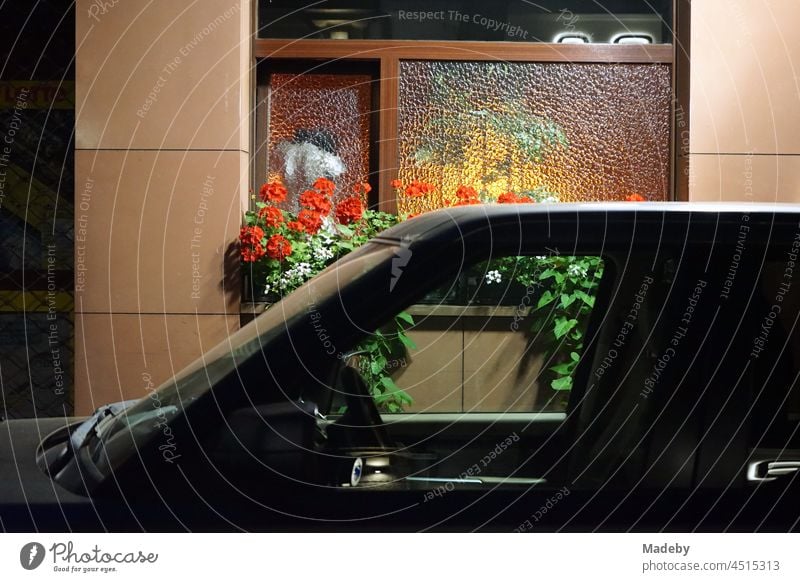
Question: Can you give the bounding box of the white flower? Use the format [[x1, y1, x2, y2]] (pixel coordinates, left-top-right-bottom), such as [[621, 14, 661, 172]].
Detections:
[[535, 255, 547, 260], [264, 284, 271, 295], [485, 270, 502, 284], [296, 262, 312, 277], [541, 195, 560, 204], [567, 264, 588, 278], [313, 246, 334, 262]]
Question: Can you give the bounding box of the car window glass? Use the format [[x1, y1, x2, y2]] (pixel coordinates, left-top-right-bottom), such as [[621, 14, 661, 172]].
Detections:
[[334, 253, 605, 415]]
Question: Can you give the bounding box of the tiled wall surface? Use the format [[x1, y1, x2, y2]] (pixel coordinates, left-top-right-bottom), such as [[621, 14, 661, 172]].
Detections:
[[74, 0, 250, 413], [396, 316, 553, 413], [690, 0, 800, 202]]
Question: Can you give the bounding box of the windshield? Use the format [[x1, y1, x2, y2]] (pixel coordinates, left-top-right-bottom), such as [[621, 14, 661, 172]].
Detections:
[[89, 242, 400, 474]]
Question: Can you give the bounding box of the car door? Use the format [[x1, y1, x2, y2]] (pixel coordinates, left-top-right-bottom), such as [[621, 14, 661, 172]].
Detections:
[[312, 211, 720, 531], [689, 216, 800, 531]]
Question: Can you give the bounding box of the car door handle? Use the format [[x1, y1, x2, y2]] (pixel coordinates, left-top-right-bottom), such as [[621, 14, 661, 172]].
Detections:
[[747, 460, 800, 482]]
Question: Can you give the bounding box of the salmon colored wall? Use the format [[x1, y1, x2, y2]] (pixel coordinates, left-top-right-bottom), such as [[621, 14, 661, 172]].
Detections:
[[392, 314, 557, 414], [74, 0, 251, 413], [690, 0, 800, 202]]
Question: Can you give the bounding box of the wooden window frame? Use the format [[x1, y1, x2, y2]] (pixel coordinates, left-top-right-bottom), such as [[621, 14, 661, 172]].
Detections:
[[254, 20, 688, 210]]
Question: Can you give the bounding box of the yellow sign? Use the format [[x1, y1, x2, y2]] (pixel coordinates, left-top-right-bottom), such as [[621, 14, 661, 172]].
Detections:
[[0, 81, 74, 110]]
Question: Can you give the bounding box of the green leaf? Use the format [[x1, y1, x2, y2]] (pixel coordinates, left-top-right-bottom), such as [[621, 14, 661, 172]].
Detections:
[[570, 351, 580, 362], [396, 311, 415, 325], [536, 290, 554, 309], [551, 376, 573, 391], [549, 361, 575, 375], [380, 376, 400, 392], [553, 317, 578, 339], [361, 340, 379, 353], [399, 333, 417, 350], [560, 293, 576, 308], [575, 290, 595, 307], [370, 355, 387, 375]]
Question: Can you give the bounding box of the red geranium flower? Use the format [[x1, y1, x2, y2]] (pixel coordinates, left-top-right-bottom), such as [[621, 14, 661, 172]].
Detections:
[[239, 226, 265, 262], [286, 220, 305, 233], [455, 185, 479, 201], [298, 209, 324, 234], [258, 205, 284, 228], [452, 184, 481, 206], [354, 182, 372, 195], [259, 180, 287, 204], [403, 181, 435, 198], [391, 179, 403, 189], [313, 177, 336, 196], [405, 184, 421, 197], [299, 190, 332, 216], [266, 234, 292, 261], [239, 225, 264, 246], [241, 246, 265, 262], [497, 192, 536, 204], [625, 193, 646, 202], [335, 196, 365, 225]]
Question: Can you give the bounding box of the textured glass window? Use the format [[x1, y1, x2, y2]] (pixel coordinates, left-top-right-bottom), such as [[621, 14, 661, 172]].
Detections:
[[266, 73, 373, 208], [259, 0, 673, 43], [397, 61, 671, 213]]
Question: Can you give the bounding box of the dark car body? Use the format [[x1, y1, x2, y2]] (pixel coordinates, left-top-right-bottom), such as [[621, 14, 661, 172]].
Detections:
[[2, 203, 800, 532]]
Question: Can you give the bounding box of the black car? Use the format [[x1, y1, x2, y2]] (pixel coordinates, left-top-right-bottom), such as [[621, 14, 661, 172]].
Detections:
[[2, 203, 800, 531]]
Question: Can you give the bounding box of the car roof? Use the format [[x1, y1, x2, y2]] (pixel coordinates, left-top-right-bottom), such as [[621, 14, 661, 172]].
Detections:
[[373, 202, 800, 244]]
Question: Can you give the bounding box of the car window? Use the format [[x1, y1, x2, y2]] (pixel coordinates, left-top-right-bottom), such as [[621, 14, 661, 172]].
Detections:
[[337, 253, 605, 416]]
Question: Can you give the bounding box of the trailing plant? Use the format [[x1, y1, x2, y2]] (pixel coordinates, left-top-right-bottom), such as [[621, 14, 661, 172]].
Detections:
[[476, 253, 603, 395], [524, 255, 603, 392], [355, 311, 417, 413]]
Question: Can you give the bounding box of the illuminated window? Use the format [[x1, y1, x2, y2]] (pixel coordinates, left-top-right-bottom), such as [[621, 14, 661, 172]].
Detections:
[[397, 61, 671, 213]]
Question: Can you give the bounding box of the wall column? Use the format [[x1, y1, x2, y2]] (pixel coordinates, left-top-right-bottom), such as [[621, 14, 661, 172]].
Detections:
[[689, 0, 800, 202], [74, 0, 251, 413]]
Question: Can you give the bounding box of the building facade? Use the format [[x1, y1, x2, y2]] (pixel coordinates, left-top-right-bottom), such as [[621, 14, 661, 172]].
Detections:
[[2, 1, 798, 416]]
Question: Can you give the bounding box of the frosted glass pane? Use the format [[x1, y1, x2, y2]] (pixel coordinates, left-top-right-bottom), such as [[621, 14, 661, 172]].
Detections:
[[398, 61, 671, 213], [267, 73, 372, 208]]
